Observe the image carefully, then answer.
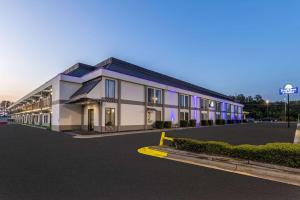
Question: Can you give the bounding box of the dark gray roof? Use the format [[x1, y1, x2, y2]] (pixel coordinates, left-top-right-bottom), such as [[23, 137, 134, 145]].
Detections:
[[96, 57, 234, 101], [63, 63, 96, 77], [70, 78, 101, 99]]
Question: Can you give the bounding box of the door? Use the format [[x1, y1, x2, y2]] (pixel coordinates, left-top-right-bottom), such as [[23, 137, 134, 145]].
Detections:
[[88, 109, 94, 131]]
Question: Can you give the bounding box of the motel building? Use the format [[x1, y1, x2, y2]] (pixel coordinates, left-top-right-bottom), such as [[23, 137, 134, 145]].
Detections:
[[9, 57, 243, 133]]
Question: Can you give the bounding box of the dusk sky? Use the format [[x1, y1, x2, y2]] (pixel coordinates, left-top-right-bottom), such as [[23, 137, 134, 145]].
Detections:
[[0, 0, 299, 102]]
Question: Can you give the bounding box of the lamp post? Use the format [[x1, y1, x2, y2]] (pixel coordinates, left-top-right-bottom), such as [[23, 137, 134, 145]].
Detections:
[[283, 97, 287, 121], [266, 100, 269, 119], [279, 84, 298, 128]]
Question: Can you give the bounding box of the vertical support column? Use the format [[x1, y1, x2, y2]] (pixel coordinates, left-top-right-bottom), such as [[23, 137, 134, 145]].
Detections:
[[99, 102, 102, 133], [188, 95, 191, 121], [49, 112, 52, 130], [162, 89, 165, 121], [144, 86, 147, 130], [117, 80, 121, 132], [178, 93, 180, 126], [81, 105, 84, 130]]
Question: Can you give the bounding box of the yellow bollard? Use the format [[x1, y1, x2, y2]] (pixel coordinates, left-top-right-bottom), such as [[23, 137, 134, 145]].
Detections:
[[159, 132, 165, 146]]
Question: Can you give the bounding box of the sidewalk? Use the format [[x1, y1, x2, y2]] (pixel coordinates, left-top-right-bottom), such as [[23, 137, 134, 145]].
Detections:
[[141, 146, 300, 187], [68, 124, 243, 139]]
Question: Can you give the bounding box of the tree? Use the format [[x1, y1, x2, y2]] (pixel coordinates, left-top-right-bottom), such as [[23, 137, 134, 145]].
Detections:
[[254, 95, 264, 103], [236, 94, 246, 103]]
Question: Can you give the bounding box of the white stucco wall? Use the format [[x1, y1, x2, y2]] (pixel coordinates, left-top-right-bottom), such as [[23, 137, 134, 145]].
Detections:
[[59, 104, 82, 126], [121, 104, 144, 125], [165, 90, 178, 106], [121, 81, 144, 102], [164, 107, 178, 124]]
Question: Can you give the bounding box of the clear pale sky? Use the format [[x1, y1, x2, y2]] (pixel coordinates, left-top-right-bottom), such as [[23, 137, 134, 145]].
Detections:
[[0, 0, 299, 102]]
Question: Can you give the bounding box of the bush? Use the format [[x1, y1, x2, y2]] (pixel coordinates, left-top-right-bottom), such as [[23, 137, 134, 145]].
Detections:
[[208, 120, 213, 126], [171, 138, 300, 168], [189, 119, 196, 127], [242, 119, 247, 123], [227, 119, 233, 124], [180, 120, 189, 127], [155, 121, 164, 129], [216, 119, 225, 125], [201, 120, 208, 126], [164, 121, 172, 128]]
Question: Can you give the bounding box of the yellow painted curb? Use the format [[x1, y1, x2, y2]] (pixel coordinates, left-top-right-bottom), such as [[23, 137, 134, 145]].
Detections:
[[137, 147, 168, 158]]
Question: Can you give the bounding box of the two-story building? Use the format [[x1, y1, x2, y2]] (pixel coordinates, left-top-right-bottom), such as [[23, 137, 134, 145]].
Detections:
[[9, 57, 243, 132]]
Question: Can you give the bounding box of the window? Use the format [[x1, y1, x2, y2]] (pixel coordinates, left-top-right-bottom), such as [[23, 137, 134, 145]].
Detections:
[[105, 108, 115, 126], [156, 111, 162, 121], [234, 105, 238, 113], [105, 79, 115, 98], [155, 90, 162, 104], [180, 111, 189, 120], [209, 100, 215, 108], [215, 102, 221, 111], [185, 112, 189, 121], [201, 99, 209, 109], [226, 103, 231, 112], [238, 106, 242, 114], [147, 87, 162, 103], [43, 115, 48, 124], [201, 112, 208, 120], [179, 94, 189, 107], [227, 113, 231, 120]]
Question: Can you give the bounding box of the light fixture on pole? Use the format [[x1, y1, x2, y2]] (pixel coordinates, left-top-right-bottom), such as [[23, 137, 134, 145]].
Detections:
[[266, 100, 269, 119], [279, 84, 298, 128]]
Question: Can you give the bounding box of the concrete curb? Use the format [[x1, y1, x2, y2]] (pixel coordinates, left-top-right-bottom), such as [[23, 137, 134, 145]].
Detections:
[[150, 146, 300, 187], [70, 124, 246, 139]]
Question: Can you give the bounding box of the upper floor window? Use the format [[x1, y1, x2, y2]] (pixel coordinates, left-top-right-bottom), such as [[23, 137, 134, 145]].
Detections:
[[105, 79, 115, 98], [209, 100, 215, 108], [147, 87, 162, 104], [201, 99, 209, 109], [216, 102, 221, 111], [179, 94, 189, 107], [226, 103, 231, 112], [238, 106, 242, 114]]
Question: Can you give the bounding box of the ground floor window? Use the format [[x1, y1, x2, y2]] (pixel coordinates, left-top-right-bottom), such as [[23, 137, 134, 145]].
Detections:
[[216, 113, 221, 119], [227, 113, 231, 120], [180, 112, 189, 121], [105, 108, 115, 126], [43, 115, 48, 124], [201, 113, 208, 120], [156, 111, 162, 121]]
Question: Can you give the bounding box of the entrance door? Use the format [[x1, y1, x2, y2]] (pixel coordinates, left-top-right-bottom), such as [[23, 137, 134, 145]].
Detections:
[[88, 109, 94, 131]]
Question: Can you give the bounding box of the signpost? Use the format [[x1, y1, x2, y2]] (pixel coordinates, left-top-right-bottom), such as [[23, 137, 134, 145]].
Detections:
[[279, 84, 298, 128]]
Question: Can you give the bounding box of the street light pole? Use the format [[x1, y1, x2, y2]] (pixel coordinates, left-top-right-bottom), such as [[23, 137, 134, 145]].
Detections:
[[284, 98, 287, 121], [266, 100, 269, 119], [287, 94, 290, 128]]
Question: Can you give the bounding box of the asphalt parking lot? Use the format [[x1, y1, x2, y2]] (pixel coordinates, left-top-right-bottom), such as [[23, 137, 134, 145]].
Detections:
[[0, 123, 299, 200]]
